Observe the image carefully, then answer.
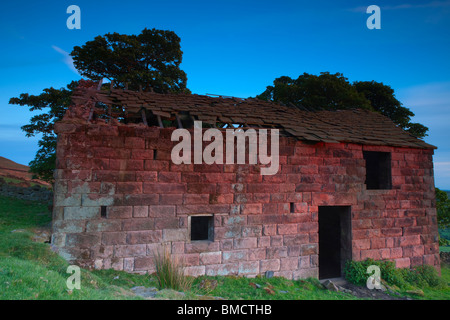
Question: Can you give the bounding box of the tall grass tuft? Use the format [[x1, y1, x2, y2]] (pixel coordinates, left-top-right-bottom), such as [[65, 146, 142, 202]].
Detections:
[[153, 248, 193, 291]]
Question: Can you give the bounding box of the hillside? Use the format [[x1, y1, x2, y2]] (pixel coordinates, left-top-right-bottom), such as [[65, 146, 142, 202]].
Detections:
[[0, 156, 49, 188], [1, 195, 449, 300]]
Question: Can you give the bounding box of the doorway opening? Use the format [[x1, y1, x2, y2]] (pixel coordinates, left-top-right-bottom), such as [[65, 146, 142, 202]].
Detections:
[[318, 206, 352, 279]]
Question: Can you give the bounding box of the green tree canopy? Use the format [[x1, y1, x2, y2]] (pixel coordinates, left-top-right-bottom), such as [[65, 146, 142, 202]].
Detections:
[[353, 80, 428, 138], [10, 28, 189, 182], [257, 72, 372, 111], [9, 81, 81, 182], [436, 188, 450, 230], [71, 28, 188, 93], [257, 72, 428, 138]]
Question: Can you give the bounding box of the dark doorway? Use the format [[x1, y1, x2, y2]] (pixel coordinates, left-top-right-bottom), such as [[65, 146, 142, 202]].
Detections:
[[318, 206, 352, 279]]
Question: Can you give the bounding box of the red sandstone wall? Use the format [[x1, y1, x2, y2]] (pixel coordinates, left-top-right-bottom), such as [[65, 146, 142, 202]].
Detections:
[[51, 121, 440, 278]]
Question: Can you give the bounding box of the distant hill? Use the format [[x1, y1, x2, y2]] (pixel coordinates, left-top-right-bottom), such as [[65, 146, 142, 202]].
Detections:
[[0, 156, 29, 172], [0, 156, 49, 187]]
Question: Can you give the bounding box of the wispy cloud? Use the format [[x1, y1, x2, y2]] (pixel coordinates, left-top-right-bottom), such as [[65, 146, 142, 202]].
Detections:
[[383, 1, 450, 10], [348, 1, 450, 12], [51, 45, 79, 75], [435, 162, 450, 172], [397, 82, 450, 111], [397, 81, 450, 189], [434, 162, 450, 188], [396, 82, 450, 136], [0, 124, 39, 142]]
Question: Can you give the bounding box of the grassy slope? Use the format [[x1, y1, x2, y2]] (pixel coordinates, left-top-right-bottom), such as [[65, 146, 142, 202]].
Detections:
[[0, 176, 47, 188], [419, 266, 450, 300], [0, 195, 448, 300], [440, 228, 450, 252], [190, 276, 358, 300], [438, 191, 450, 252], [0, 196, 145, 300], [0, 156, 29, 171], [439, 189, 450, 250], [0, 156, 50, 188]]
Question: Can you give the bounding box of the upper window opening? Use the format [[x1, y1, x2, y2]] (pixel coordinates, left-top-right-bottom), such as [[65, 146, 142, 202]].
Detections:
[[101, 206, 107, 218], [363, 151, 392, 190]]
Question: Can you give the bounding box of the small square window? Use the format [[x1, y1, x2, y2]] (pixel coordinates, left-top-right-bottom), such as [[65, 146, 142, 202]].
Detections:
[[190, 215, 214, 241], [363, 151, 392, 190], [290, 202, 295, 213]]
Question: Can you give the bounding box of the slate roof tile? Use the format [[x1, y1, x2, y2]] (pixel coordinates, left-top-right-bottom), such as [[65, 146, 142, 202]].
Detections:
[[70, 87, 436, 149]]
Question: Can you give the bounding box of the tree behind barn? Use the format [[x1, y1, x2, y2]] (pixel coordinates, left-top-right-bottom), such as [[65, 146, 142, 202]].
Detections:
[[257, 72, 428, 138], [9, 28, 189, 183], [71, 28, 188, 93]]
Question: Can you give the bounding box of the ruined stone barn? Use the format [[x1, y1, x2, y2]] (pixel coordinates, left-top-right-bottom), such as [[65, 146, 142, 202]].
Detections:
[[52, 84, 440, 279]]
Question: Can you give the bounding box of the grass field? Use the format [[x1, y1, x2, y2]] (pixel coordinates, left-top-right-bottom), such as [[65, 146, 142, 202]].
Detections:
[[440, 228, 450, 252], [0, 176, 49, 189], [438, 190, 450, 252], [0, 195, 448, 300]]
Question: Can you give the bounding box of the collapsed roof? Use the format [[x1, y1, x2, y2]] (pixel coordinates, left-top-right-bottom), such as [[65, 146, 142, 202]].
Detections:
[[69, 86, 436, 149]]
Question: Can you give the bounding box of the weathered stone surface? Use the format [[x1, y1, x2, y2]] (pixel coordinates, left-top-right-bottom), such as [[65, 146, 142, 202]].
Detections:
[[64, 206, 99, 220], [322, 280, 339, 292], [130, 286, 158, 299], [52, 118, 440, 278]]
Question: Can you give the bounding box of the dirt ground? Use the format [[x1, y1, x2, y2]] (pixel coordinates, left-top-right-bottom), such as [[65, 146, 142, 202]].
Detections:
[[321, 278, 411, 300], [339, 282, 410, 300]]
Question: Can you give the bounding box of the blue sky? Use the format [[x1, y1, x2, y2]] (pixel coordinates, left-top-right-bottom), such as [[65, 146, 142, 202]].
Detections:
[[1, 0, 449, 188]]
